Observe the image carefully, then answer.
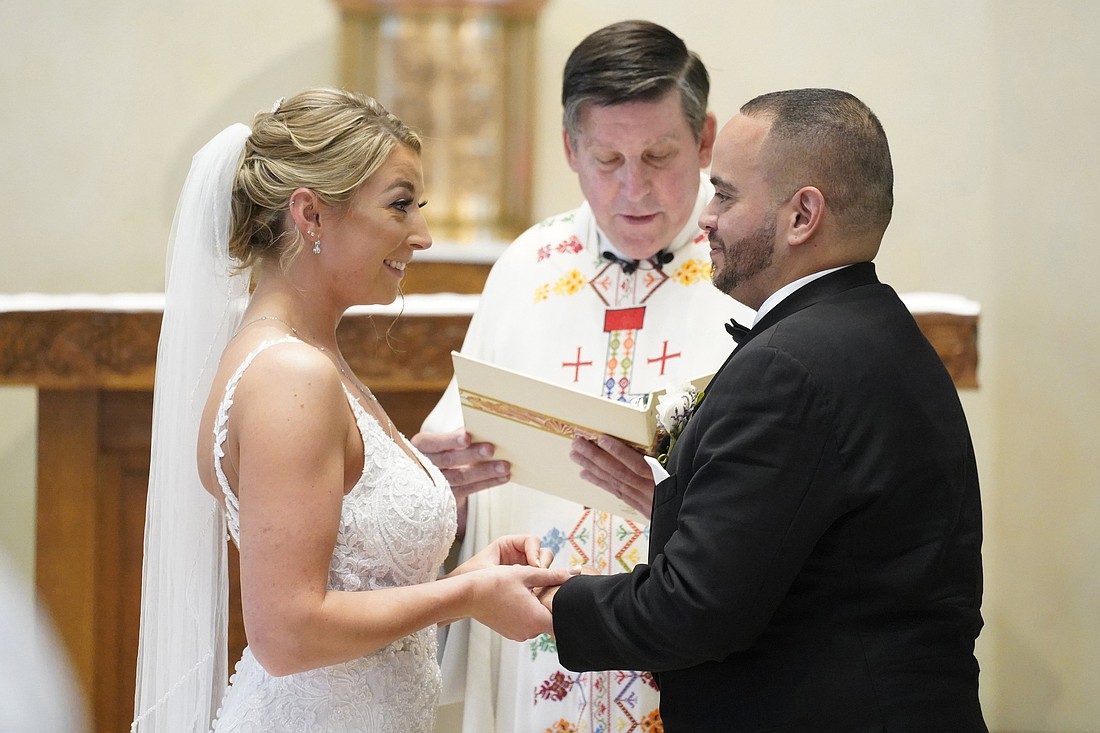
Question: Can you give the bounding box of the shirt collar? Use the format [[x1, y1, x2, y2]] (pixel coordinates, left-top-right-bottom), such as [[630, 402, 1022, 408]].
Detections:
[[752, 265, 851, 326]]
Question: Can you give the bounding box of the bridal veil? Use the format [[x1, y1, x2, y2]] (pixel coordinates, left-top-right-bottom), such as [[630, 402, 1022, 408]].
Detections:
[[131, 123, 251, 732]]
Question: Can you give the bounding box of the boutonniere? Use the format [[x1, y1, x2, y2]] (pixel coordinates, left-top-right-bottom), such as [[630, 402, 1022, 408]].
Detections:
[[654, 382, 705, 466]]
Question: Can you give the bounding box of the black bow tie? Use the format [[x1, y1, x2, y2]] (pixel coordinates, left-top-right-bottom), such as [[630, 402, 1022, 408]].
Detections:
[[725, 318, 750, 344]]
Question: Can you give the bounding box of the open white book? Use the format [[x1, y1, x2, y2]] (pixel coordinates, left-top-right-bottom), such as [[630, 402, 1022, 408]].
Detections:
[[452, 351, 712, 522]]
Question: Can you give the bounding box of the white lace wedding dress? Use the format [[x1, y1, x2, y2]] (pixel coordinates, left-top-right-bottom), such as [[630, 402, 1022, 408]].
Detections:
[[209, 338, 457, 732]]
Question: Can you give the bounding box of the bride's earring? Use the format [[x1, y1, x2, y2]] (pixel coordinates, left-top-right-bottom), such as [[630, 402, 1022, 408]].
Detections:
[[307, 229, 321, 255]]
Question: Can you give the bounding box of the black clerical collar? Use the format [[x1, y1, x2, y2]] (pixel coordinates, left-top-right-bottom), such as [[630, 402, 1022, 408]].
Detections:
[[600, 248, 675, 274]]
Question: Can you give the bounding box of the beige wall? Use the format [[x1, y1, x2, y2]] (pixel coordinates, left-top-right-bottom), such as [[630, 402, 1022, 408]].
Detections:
[[1, 1, 1097, 730]]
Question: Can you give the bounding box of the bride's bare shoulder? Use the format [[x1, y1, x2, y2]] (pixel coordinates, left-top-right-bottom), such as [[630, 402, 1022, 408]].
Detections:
[[196, 335, 344, 494]]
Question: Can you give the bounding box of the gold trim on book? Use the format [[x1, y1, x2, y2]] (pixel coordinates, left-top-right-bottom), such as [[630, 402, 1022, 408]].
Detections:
[[458, 389, 656, 454]]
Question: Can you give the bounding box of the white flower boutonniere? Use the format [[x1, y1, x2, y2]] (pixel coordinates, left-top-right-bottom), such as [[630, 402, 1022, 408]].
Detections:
[[655, 382, 705, 466]]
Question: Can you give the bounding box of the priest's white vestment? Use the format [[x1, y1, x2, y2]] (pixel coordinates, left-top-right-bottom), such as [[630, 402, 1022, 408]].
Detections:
[[425, 177, 753, 733]]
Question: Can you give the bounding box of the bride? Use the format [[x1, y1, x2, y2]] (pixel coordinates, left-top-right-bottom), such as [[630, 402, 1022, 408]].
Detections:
[[130, 88, 572, 733]]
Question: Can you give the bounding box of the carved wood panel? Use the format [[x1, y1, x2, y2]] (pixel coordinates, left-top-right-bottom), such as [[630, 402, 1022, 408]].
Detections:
[[2, 304, 976, 733]]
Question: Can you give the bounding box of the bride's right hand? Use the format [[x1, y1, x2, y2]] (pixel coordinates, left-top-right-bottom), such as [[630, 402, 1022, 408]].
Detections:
[[465, 564, 576, 641]]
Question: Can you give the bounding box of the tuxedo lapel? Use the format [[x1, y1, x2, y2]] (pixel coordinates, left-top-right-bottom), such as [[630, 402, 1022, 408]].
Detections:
[[687, 262, 881, 425], [747, 261, 880, 344]]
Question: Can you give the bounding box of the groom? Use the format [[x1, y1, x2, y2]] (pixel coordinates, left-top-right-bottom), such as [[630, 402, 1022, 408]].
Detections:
[[541, 89, 988, 731]]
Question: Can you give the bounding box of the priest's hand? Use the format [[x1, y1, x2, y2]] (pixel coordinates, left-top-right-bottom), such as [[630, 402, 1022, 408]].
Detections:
[[569, 435, 654, 519], [411, 429, 511, 534]]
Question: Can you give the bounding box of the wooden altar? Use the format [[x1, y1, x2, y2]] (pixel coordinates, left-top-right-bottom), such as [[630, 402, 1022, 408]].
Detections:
[[0, 294, 977, 733]]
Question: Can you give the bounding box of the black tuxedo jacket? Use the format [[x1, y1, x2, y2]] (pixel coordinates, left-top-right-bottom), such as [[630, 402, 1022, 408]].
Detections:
[[553, 263, 986, 731]]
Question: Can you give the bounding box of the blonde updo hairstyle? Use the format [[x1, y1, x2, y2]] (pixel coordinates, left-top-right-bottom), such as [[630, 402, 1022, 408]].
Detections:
[[229, 88, 422, 270]]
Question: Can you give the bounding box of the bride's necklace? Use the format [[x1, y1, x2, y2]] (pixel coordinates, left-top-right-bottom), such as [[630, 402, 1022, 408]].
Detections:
[[235, 314, 395, 441]]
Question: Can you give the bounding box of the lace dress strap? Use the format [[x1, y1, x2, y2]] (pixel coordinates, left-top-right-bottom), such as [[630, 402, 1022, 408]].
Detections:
[[213, 336, 300, 545]]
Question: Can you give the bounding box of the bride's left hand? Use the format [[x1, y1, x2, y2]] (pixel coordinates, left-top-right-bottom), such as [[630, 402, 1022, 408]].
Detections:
[[453, 534, 553, 575]]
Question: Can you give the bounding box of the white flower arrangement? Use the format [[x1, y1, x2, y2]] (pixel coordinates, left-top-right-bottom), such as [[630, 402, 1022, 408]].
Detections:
[[656, 382, 698, 436], [655, 381, 704, 466]]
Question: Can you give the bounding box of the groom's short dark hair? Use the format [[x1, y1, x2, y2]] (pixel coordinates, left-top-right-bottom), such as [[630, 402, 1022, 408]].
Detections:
[[742, 88, 894, 237]]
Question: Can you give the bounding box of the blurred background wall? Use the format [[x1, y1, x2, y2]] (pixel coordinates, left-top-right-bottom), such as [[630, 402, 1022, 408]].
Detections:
[[1, 1, 1097, 730]]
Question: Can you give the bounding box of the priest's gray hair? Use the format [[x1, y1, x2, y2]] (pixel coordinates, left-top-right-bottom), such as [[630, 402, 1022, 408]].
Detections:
[[561, 20, 710, 148]]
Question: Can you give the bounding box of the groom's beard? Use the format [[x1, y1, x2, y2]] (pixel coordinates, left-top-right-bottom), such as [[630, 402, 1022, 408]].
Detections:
[[710, 219, 775, 296]]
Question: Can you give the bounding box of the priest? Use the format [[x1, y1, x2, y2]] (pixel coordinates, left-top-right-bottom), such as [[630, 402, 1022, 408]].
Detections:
[[413, 20, 752, 733]]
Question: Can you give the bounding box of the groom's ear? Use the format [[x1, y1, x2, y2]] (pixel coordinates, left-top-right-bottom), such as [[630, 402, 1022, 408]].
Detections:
[[784, 186, 825, 247]]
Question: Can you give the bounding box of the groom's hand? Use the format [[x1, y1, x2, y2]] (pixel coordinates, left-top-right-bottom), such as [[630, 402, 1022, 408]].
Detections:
[[538, 564, 598, 613], [570, 435, 654, 518], [537, 584, 560, 613]]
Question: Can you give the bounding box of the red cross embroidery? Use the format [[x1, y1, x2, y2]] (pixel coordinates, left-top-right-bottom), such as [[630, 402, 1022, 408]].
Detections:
[[562, 347, 593, 382], [646, 340, 682, 376]]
